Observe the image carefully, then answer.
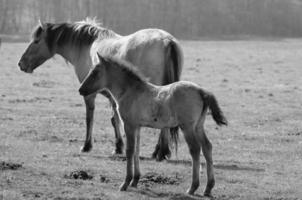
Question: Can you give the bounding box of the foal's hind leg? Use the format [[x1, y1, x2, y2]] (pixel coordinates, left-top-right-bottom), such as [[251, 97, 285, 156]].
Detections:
[[103, 91, 124, 154], [181, 126, 201, 195], [81, 94, 96, 152], [152, 128, 171, 161], [197, 126, 215, 197]]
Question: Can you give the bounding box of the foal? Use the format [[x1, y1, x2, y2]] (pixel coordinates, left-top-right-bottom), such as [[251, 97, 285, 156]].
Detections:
[[79, 54, 227, 196]]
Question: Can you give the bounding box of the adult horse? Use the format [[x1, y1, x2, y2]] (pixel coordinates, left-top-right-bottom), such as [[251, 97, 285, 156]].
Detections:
[[18, 19, 183, 160]]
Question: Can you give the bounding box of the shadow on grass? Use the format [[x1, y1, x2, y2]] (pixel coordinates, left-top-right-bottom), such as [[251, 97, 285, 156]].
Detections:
[[75, 154, 265, 173], [130, 187, 208, 200]]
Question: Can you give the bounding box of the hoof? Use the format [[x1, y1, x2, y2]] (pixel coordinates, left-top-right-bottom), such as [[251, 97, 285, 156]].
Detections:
[[186, 188, 196, 195], [154, 148, 171, 162], [151, 144, 160, 159], [204, 192, 213, 198], [119, 182, 129, 191], [114, 138, 124, 155], [80, 143, 92, 153], [112, 147, 123, 155], [130, 180, 139, 188]]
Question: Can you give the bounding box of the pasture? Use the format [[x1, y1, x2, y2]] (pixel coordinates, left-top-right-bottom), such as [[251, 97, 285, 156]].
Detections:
[[1, 40, 302, 200]]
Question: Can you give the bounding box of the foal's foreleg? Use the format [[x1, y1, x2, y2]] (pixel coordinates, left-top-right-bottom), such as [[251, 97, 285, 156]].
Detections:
[[102, 91, 124, 154], [130, 128, 141, 187], [119, 123, 136, 191], [81, 94, 96, 152]]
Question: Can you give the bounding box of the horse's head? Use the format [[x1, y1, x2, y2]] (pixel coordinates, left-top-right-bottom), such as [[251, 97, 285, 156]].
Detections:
[[18, 21, 54, 73], [79, 53, 107, 96]]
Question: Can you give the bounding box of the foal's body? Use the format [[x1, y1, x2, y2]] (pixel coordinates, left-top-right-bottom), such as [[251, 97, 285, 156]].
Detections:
[[120, 82, 202, 129], [79, 55, 228, 196]]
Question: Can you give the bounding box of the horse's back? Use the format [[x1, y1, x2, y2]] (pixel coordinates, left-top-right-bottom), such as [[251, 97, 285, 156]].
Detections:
[[93, 28, 182, 85]]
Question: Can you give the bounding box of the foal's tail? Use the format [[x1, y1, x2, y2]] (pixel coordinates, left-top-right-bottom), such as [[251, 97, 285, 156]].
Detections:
[[201, 90, 228, 126]]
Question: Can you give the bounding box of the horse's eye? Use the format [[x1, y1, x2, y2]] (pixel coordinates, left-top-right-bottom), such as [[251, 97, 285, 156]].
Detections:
[[33, 40, 39, 44]]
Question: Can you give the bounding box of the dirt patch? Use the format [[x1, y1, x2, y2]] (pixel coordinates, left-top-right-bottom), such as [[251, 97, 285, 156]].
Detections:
[[140, 172, 181, 186], [100, 175, 110, 183], [33, 80, 57, 88], [287, 131, 302, 136], [64, 170, 93, 180], [0, 161, 23, 170], [8, 97, 52, 104]]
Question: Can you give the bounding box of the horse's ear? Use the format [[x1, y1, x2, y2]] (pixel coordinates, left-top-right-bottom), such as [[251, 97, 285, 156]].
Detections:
[[97, 52, 105, 64], [38, 19, 47, 30]]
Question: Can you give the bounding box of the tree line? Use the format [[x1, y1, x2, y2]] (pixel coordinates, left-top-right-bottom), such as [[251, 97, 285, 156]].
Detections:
[[1, 0, 302, 39]]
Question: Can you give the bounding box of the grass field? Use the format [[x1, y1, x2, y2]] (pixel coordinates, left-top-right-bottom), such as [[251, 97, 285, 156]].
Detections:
[[1, 40, 302, 200]]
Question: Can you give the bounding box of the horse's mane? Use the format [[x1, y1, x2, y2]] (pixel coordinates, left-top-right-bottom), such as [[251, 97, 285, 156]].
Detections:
[[103, 56, 148, 85], [32, 18, 115, 52]]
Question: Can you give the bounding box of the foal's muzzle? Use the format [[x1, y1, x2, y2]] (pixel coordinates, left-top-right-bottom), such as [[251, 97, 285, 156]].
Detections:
[[79, 87, 88, 96]]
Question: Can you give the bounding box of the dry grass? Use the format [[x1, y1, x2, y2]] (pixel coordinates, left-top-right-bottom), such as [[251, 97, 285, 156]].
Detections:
[[0, 40, 302, 200]]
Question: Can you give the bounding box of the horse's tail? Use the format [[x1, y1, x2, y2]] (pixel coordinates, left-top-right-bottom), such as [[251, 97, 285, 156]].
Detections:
[[200, 90, 228, 126], [164, 38, 183, 153], [163, 38, 183, 84]]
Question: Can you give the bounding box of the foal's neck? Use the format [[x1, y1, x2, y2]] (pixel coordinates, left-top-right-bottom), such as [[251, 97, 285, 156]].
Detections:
[[105, 67, 147, 103]]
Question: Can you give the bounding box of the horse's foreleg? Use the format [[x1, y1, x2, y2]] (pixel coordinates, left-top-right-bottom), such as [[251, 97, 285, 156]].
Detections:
[[81, 94, 96, 152], [152, 128, 171, 161], [119, 123, 136, 191], [130, 128, 141, 187], [106, 93, 124, 154]]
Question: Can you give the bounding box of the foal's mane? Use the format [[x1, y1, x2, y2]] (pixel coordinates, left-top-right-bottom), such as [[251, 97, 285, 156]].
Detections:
[[32, 18, 115, 51], [104, 56, 148, 84]]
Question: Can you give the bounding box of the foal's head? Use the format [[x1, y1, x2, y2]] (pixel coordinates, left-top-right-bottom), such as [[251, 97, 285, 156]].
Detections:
[[79, 53, 108, 96]]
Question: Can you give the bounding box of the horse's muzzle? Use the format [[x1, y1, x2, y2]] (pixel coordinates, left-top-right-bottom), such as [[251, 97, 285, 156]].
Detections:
[[18, 61, 33, 73]]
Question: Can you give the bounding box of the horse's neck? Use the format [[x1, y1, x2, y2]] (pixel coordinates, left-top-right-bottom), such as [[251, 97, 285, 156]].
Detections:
[[56, 44, 92, 83]]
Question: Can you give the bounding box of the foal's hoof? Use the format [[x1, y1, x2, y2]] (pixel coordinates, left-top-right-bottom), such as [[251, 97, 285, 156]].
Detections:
[[80, 143, 92, 153]]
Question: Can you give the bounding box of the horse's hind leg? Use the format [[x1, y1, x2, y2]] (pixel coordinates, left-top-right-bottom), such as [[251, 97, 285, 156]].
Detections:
[[119, 123, 136, 191], [181, 126, 201, 195], [81, 94, 96, 152], [197, 126, 215, 197], [105, 92, 124, 154], [152, 128, 171, 161]]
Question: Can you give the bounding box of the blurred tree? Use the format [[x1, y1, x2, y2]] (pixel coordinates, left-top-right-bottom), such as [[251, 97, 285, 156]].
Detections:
[[1, 0, 302, 38]]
